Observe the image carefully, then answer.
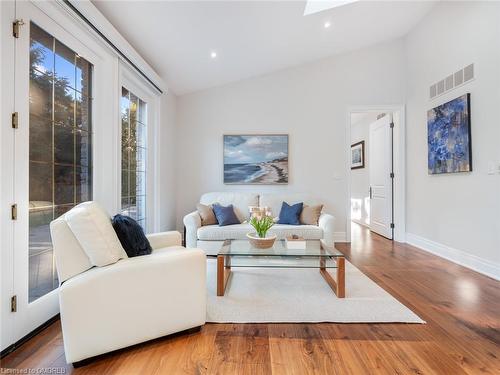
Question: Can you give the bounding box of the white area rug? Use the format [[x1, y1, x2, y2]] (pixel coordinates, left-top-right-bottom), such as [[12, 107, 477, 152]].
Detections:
[[206, 259, 424, 323]]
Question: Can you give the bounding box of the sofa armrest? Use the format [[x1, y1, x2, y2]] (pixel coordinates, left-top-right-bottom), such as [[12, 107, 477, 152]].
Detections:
[[59, 249, 206, 363], [146, 231, 182, 249], [183, 211, 202, 248], [318, 213, 336, 246]]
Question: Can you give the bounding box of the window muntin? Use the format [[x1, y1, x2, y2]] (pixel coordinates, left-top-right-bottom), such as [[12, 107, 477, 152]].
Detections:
[[29, 23, 93, 302]]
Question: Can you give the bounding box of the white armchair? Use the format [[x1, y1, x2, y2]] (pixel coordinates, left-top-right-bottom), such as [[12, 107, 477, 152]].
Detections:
[[50, 202, 206, 365]]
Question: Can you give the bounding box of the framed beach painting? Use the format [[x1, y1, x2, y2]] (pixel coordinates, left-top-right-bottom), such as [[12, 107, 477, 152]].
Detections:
[[223, 134, 289, 184], [351, 141, 365, 170], [427, 94, 472, 174]]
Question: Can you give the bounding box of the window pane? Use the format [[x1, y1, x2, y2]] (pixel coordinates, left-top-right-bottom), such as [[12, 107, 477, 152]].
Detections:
[[76, 55, 91, 95], [29, 23, 93, 302], [54, 124, 74, 165], [30, 23, 53, 77], [136, 146, 146, 172], [135, 172, 146, 196], [129, 92, 138, 124], [76, 167, 92, 203], [129, 196, 137, 219], [75, 129, 91, 167], [75, 92, 91, 131], [54, 87, 75, 126], [55, 40, 76, 89], [54, 165, 74, 205], [121, 169, 129, 197], [138, 99, 146, 124], [136, 195, 146, 221], [137, 122, 146, 148], [30, 162, 53, 204], [29, 75, 53, 120], [29, 116, 52, 163]]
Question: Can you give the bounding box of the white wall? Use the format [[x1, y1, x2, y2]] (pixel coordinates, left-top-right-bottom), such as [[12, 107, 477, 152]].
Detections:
[[350, 113, 377, 226], [405, 1, 500, 276], [176, 39, 406, 234], [159, 92, 178, 230]]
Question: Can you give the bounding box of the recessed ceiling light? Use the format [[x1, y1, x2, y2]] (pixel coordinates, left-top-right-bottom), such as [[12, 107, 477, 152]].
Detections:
[[210, 51, 217, 59], [324, 21, 331, 29]]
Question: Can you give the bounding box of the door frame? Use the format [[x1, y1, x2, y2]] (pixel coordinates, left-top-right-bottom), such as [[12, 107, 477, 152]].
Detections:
[[345, 105, 406, 243]]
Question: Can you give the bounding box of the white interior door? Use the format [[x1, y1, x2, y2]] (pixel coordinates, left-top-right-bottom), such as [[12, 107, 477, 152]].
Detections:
[[4, 0, 98, 349], [369, 114, 393, 239]]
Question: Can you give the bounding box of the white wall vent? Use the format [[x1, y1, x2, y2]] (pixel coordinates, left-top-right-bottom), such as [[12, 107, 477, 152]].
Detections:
[[429, 63, 474, 100]]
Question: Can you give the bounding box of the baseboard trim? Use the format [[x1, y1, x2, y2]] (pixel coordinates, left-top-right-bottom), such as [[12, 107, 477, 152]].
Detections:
[[333, 232, 347, 243], [406, 233, 500, 281]]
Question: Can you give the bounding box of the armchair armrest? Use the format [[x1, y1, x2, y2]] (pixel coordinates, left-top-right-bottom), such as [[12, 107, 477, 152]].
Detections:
[[146, 231, 182, 249], [319, 213, 336, 246], [183, 211, 202, 248], [59, 249, 206, 363]]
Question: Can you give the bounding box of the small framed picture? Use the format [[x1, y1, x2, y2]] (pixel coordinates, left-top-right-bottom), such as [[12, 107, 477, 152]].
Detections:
[[351, 141, 365, 169]]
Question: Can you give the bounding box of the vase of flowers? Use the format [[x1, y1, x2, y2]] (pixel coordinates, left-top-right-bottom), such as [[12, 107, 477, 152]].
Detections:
[[247, 215, 276, 249]]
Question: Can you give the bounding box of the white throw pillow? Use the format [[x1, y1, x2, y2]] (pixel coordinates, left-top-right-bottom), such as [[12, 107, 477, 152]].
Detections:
[[65, 201, 127, 267]]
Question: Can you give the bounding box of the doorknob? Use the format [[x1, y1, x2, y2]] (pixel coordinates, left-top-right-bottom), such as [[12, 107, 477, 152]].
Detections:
[[369, 187, 372, 199]]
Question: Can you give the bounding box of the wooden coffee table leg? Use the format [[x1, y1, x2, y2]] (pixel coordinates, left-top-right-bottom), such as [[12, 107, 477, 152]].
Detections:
[[217, 255, 231, 296], [319, 256, 346, 298]]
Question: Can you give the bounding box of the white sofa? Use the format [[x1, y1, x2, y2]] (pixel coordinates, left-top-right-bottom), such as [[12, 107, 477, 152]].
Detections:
[[184, 192, 336, 255], [50, 202, 206, 364]]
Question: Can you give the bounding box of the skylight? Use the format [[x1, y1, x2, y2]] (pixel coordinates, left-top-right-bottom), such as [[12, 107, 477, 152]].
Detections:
[[303, 0, 359, 16]]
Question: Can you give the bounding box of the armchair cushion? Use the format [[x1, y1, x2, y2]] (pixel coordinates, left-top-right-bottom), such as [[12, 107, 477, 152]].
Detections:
[[111, 214, 152, 257], [146, 231, 182, 249], [65, 201, 127, 267]]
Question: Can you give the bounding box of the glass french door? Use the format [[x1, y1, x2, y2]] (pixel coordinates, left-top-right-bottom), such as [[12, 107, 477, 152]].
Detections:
[[2, 1, 97, 348]]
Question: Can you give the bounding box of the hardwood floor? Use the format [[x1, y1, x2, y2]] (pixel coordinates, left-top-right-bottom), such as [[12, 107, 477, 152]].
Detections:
[[2, 223, 499, 374]]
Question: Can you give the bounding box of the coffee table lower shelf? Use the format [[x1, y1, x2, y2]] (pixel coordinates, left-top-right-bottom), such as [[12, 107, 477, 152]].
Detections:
[[216, 255, 345, 298]]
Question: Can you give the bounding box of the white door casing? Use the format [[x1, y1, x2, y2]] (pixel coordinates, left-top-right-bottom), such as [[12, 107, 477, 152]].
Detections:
[[369, 114, 393, 239]]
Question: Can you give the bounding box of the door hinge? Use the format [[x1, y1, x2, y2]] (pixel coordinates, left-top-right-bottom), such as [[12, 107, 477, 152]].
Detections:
[[11, 295, 17, 312], [390, 122, 394, 129], [12, 19, 24, 39], [12, 112, 18, 129], [390, 172, 395, 178], [390, 223, 395, 229], [11, 204, 17, 220]]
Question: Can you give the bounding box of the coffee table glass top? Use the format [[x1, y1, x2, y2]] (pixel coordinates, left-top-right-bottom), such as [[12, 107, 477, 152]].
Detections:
[[219, 239, 343, 257], [217, 240, 344, 269]]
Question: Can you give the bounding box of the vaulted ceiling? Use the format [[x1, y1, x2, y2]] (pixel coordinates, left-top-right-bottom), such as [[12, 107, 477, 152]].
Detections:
[[93, 1, 436, 95]]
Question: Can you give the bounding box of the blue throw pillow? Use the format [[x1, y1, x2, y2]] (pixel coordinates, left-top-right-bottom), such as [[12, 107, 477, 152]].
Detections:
[[111, 214, 152, 257], [212, 203, 241, 226], [278, 202, 303, 225]]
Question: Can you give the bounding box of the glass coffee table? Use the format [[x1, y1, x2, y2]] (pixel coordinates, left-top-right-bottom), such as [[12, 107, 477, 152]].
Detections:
[[216, 239, 346, 298]]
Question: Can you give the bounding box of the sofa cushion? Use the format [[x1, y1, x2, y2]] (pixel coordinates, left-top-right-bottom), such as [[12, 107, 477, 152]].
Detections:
[[196, 203, 217, 226], [197, 223, 323, 241], [65, 201, 128, 267], [260, 193, 323, 219], [200, 192, 258, 222], [212, 204, 241, 226], [300, 205, 323, 225], [278, 202, 303, 225]]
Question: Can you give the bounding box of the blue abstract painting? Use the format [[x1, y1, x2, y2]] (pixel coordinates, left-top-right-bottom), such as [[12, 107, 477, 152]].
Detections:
[[427, 94, 472, 174]]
